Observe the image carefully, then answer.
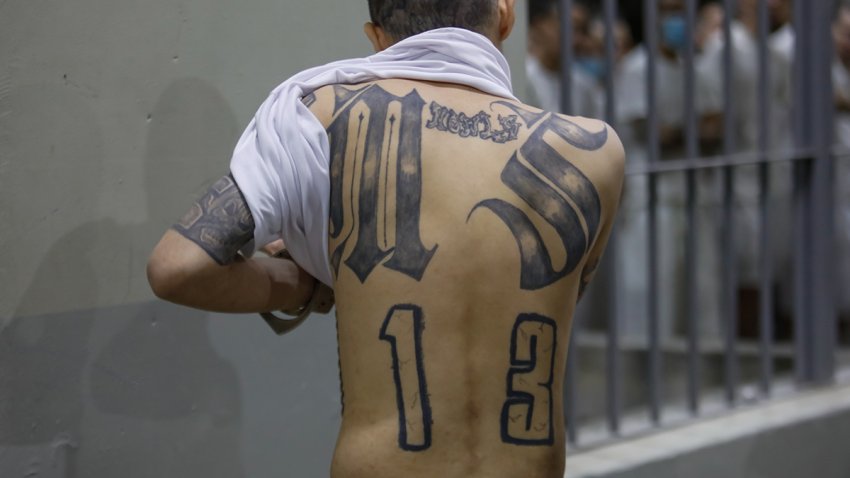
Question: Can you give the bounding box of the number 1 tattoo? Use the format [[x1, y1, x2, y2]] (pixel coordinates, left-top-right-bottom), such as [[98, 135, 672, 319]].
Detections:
[[380, 304, 433, 452]]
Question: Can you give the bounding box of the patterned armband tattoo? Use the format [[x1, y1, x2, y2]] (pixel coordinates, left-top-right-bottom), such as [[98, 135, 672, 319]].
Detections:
[[172, 173, 255, 265]]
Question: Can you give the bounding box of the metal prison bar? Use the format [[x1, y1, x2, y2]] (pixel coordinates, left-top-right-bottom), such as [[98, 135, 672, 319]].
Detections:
[[558, 0, 840, 446]]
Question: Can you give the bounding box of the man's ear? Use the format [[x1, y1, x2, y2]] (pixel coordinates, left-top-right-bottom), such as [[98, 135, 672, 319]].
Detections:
[[364, 22, 394, 52], [497, 0, 517, 42]]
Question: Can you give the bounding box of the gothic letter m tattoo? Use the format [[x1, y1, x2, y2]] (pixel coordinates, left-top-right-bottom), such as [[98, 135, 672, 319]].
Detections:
[[327, 85, 437, 284], [471, 106, 608, 291]]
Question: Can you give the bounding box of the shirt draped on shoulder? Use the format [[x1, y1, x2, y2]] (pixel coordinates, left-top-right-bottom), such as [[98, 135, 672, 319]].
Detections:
[[230, 28, 517, 287]]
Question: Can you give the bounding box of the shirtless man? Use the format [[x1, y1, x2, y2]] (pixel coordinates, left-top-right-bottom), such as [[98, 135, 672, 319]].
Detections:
[[147, 1, 624, 476]]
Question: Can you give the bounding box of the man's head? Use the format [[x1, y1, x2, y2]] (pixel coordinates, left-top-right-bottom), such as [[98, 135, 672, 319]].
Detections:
[[527, 0, 597, 73], [658, 0, 686, 57], [365, 0, 516, 51]]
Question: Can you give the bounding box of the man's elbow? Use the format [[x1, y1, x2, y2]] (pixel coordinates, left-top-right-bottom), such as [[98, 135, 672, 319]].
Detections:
[[146, 229, 217, 304], [146, 251, 183, 303]]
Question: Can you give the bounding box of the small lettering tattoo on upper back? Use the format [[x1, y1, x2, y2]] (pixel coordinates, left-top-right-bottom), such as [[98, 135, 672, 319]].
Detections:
[[425, 101, 520, 143]]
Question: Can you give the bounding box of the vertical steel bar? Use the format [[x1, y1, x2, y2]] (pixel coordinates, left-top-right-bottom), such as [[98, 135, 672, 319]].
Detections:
[[560, 0, 575, 114], [721, 0, 739, 407], [790, 0, 839, 385], [560, 0, 578, 444], [603, 0, 621, 436], [682, 0, 701, 416], [792, 170, 811, 383], [645, 0, 662, 425], [757, 0, 774, 397], [792, 0, 813, 384], [791, 0, 836, 386], [603, 0, 618, 128], [809, 0, 838, 383]]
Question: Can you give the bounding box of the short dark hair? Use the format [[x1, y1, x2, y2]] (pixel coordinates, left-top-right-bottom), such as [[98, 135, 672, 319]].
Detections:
[[368, 0, 499, 41]]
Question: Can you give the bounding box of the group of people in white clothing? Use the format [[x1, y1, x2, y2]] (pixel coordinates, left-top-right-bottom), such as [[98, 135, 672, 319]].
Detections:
[[527, 0, 850, 343]]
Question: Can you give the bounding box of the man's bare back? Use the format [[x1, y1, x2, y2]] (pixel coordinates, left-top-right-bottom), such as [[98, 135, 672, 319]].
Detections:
[[147, 2, 624, 476], [303, 79, 624, 477]]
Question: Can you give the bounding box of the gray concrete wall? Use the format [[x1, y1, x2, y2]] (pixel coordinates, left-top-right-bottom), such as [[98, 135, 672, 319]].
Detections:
[[0, 1, 527, 476]]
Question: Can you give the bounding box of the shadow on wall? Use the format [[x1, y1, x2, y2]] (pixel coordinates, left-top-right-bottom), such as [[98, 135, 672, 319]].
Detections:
[[0, 83, 104, 478], [0, 78, 246, 478]]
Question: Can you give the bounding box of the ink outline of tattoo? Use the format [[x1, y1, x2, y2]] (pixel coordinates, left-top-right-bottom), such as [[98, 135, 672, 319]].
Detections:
[[500, 313, 557, 446], [380, 304, 433, 452]]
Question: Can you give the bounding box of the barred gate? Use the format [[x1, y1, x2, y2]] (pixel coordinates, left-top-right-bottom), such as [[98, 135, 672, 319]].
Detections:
[[555, 0, 842, 446]]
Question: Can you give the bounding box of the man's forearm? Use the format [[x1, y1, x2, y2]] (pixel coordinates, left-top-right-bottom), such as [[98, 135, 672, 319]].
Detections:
[[147, 230, 315, 314]]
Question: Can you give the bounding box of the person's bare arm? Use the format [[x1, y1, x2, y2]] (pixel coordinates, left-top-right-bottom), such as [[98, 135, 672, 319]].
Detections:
[[146, 174, 315, 313]]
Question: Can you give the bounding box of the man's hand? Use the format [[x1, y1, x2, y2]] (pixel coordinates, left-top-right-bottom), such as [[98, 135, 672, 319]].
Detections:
[[261, 239, 286, 257], [261, 243, 335, 315]]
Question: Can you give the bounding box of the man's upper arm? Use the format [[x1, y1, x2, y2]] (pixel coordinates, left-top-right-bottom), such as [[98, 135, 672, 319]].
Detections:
[[171, 173, 255, 266], [147, 173, 255, 296]]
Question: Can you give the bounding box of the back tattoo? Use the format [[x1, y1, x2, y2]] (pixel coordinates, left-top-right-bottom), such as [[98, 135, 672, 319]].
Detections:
[[327, 84, 609, 451]]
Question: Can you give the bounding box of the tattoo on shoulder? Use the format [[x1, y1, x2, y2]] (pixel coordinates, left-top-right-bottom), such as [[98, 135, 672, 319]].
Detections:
[[173, 173, 255, 265], [301, 92, 317, 108], [425, 101, 520, 143], [469, 105, 608, 290]]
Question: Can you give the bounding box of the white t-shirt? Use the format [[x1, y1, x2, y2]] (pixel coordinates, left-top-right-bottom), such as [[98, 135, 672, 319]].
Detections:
[[614, 47, 723, 161], [699, 21, 794, 152]]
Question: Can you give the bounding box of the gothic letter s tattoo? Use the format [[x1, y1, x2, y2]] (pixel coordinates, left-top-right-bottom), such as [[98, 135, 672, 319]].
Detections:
[[172, 173, 255, 265], [327, 84, 437, 283], [470, 106, 608, 290]]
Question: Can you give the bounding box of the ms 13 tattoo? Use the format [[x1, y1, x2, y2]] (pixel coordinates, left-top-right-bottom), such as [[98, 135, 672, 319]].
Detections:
[[376, 304, 559, 451], [327, 84, 437, 284], [470, 105, 608, 291]]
